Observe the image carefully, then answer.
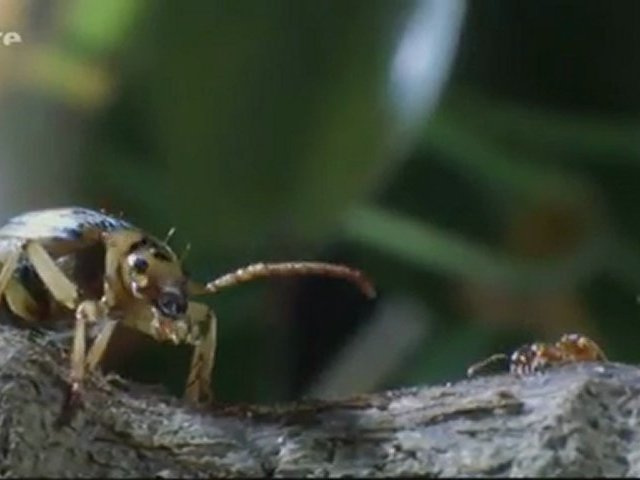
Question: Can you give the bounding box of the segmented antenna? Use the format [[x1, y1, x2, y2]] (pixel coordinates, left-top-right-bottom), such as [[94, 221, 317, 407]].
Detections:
[[164, 226, 177, 244], [466, 353, 509, 378], [206, 261, 376, 299], [180, 242, 192, 262]]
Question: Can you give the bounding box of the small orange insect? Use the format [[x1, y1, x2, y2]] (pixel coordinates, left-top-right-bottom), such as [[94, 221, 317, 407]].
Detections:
[[467, 333, 607, 377]]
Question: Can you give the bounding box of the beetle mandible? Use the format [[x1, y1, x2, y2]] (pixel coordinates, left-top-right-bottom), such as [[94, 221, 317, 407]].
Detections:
[[0, 207, 376, 404]]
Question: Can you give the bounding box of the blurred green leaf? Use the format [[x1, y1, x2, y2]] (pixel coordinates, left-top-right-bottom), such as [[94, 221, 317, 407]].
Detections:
[[98, 0, 464, 265], [64, 0, 148, 55], [425, 108, 592, 204], [443, 89, 640, 160], [344, 205, 610, 291]]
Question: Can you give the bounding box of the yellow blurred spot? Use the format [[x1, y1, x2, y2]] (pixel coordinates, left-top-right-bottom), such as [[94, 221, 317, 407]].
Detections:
[[15, 45, 114, 110]]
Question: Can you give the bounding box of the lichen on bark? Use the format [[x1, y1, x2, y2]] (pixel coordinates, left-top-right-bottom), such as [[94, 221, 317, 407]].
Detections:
[[0, 324, 638, 477]]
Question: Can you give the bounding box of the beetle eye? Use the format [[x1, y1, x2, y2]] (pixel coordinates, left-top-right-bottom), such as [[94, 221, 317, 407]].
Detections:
[[132, 257, 149, 273]]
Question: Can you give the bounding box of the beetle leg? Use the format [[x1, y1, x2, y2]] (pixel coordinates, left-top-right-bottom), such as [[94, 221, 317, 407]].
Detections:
[[67, 300, 110, 403], [115, 300, 214, 402], [26, 240, 91, 397], [0, 243, 40, 323], [85, 318, 118, 372], [0, 243, 22, 302], [24, 240, 78, 310], [67, 303, 89, 404], [183, 301, 217, 405], [5, 279, 39, 323]]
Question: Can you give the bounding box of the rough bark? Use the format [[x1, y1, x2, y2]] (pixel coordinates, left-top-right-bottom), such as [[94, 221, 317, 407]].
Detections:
[[0, 324, 638, 478]]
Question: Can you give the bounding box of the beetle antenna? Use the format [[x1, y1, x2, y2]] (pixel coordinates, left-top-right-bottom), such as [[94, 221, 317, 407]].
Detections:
[[180, 242, 191, 261], [204, 261, 376, 299], [164, 227, 177, 244]]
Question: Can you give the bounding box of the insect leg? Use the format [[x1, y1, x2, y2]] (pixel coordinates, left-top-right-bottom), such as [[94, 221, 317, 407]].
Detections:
[[184, 301, 217, 405], [0, 243, 22, 302], [0, 243, 40, 323], [67, 300, 109, 403], [24, 241, 78, 310], [85, 318, 118, 371], [4, 279, 39, 323]]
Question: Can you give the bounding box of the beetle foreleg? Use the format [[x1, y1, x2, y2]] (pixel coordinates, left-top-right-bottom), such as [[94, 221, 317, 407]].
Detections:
[[24, 240, 78, 310], [67, 300, 110, 406], [26, 240, 100, 398], [85, 318, 117, 372], [184, 301, 217, 405]]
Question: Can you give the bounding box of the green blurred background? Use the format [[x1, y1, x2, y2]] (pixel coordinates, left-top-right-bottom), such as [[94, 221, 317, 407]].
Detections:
[[1, 0, 640, 404]]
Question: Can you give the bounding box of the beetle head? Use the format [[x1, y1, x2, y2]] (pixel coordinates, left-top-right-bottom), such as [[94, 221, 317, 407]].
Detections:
[[121, 237, 189, 319]]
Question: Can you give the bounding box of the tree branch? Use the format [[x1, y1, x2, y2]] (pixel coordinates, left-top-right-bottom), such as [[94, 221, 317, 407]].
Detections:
[[0, 324, 637, 477]]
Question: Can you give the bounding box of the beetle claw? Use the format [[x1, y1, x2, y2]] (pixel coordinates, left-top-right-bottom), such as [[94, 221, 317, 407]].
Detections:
[[56, 382, 82, 428]]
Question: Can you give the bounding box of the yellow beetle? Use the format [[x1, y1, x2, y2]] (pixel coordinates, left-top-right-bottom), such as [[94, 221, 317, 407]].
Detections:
[[0, 207, 375, 405]]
